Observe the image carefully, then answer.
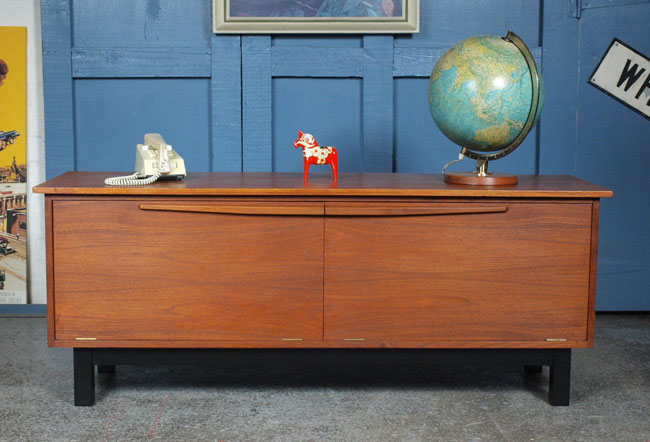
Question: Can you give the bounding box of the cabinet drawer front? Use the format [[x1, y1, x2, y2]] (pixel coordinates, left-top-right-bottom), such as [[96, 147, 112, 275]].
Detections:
[[324, 202, 593, 342], [52, 200, 324, 342]]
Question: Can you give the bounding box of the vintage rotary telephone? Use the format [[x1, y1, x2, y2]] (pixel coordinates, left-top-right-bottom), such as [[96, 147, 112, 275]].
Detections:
[[104, 133, 186, 186]]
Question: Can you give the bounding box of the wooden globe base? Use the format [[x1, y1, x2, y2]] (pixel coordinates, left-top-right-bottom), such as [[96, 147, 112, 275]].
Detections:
[[444, 171, 518, 186]]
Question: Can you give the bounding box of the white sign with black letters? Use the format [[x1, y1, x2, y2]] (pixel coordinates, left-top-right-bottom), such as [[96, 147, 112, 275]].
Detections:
[[589, 39, 650, 120]]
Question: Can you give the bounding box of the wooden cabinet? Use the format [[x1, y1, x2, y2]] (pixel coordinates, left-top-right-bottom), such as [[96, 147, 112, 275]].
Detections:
[[52, 200, 324, 342], [34, 172, 612, 405], [324, 202, 592, 343]]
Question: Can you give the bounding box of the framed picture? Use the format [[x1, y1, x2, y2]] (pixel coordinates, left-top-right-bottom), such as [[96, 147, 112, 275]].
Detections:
[[213, 0, 419, 34]]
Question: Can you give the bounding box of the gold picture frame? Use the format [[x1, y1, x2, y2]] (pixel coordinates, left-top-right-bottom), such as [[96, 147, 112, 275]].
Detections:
[[213, 0, 419, 34]]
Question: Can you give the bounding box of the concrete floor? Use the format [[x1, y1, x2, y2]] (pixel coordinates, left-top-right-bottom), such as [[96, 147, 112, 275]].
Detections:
[[0, 315, 648, 442]]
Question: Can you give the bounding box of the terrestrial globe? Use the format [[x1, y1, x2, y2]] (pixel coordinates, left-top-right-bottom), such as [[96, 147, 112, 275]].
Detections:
[[428, 31, 543, 185]]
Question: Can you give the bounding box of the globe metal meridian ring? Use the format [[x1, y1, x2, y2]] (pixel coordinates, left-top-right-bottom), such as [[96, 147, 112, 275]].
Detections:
[[459, 31, 542, 165]]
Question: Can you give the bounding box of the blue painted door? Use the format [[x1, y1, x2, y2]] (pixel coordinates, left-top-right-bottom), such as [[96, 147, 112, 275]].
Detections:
[[537, 0, 650, 310], [575, 1, 650, 310], [40, 0, 650, 310]]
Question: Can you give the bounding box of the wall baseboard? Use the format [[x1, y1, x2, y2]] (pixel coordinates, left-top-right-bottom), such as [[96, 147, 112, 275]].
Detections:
[[0, 304, 47, 316]]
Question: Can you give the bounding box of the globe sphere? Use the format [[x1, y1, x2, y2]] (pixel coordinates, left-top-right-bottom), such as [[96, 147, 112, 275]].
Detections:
[[428, 35, 544, 154]]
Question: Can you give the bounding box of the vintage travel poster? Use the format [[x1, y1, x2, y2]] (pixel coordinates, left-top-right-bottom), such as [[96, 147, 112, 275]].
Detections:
[[0, 27, 27, 304]]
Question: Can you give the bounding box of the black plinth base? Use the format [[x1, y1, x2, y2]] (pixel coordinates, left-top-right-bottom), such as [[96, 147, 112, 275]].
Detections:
[[72, 348, 571, 407]]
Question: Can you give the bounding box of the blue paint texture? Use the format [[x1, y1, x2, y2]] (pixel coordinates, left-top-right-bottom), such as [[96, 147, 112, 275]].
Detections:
[[74, 79, 211, 173], [145, 0, 162, 20], [40, 0, 650, 310], [574, 3, 650, 310], [273, 78, 362, 173]]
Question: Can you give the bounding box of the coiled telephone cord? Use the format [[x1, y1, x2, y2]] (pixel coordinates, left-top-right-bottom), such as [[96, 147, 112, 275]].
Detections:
[[104, 171, 162, 186]]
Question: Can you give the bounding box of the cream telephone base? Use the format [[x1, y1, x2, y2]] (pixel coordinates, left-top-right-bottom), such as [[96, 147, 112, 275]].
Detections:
[[105, 134, 186, 186]]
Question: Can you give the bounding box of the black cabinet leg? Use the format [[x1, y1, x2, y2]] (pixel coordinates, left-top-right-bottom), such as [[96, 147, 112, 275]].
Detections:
[[549, 349, 571, 406], [98, 365, 115, 374], [524, 365, 543, 374], [74, 348, 95, 406]]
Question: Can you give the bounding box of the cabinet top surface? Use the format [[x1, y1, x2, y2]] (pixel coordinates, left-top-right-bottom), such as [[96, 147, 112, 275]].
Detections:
[[33, 172, 613, 198]]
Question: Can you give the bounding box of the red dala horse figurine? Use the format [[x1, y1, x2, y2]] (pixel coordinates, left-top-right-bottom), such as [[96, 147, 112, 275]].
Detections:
[[293, 131, 338, 183]]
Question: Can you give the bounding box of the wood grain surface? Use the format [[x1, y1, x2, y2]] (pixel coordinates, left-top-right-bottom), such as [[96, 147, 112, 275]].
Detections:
[[324, 203, 508, 216], [52, 200, 324, 341], [42, 174, 609, 349], [56, 338, 590, 349], [138, 203, 324, 216], [34, 172, 614, 198], [324, 202, 593, 342]]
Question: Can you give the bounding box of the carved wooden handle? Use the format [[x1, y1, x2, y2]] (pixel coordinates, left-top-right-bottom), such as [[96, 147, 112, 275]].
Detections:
[[324, 205, 508, 216], [139, 204, 507, 217], [139, 204, 324, 216]]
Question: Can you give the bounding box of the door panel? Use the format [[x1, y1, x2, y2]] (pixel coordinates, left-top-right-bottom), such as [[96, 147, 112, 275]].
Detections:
[[52, 200, 324, 341], [324, 202, 593, 342], [575, 4, 650, 310]]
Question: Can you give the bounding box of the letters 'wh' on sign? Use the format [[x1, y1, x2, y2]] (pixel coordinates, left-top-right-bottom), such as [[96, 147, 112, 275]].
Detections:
[[589, 39, 650, 120]]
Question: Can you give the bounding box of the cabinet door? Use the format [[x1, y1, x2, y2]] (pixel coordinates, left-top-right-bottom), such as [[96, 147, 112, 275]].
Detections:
[[324, 202, 593, 343], [52, 200, 324, 343]]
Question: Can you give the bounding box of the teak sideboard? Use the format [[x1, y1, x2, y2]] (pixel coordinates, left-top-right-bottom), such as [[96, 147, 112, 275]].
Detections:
[[34, 172, 613, 406]]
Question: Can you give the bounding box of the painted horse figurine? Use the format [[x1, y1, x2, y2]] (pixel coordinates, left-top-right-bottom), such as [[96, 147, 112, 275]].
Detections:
[[293, 131, 338, 183]]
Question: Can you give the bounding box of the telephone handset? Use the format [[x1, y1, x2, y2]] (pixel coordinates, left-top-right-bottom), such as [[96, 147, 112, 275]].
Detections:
[[104, 133, 187, 186]]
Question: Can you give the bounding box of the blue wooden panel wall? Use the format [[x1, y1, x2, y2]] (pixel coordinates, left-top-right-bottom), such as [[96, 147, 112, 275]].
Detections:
[[42, 0, 542, 178], [40, 0, 650, 310]]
